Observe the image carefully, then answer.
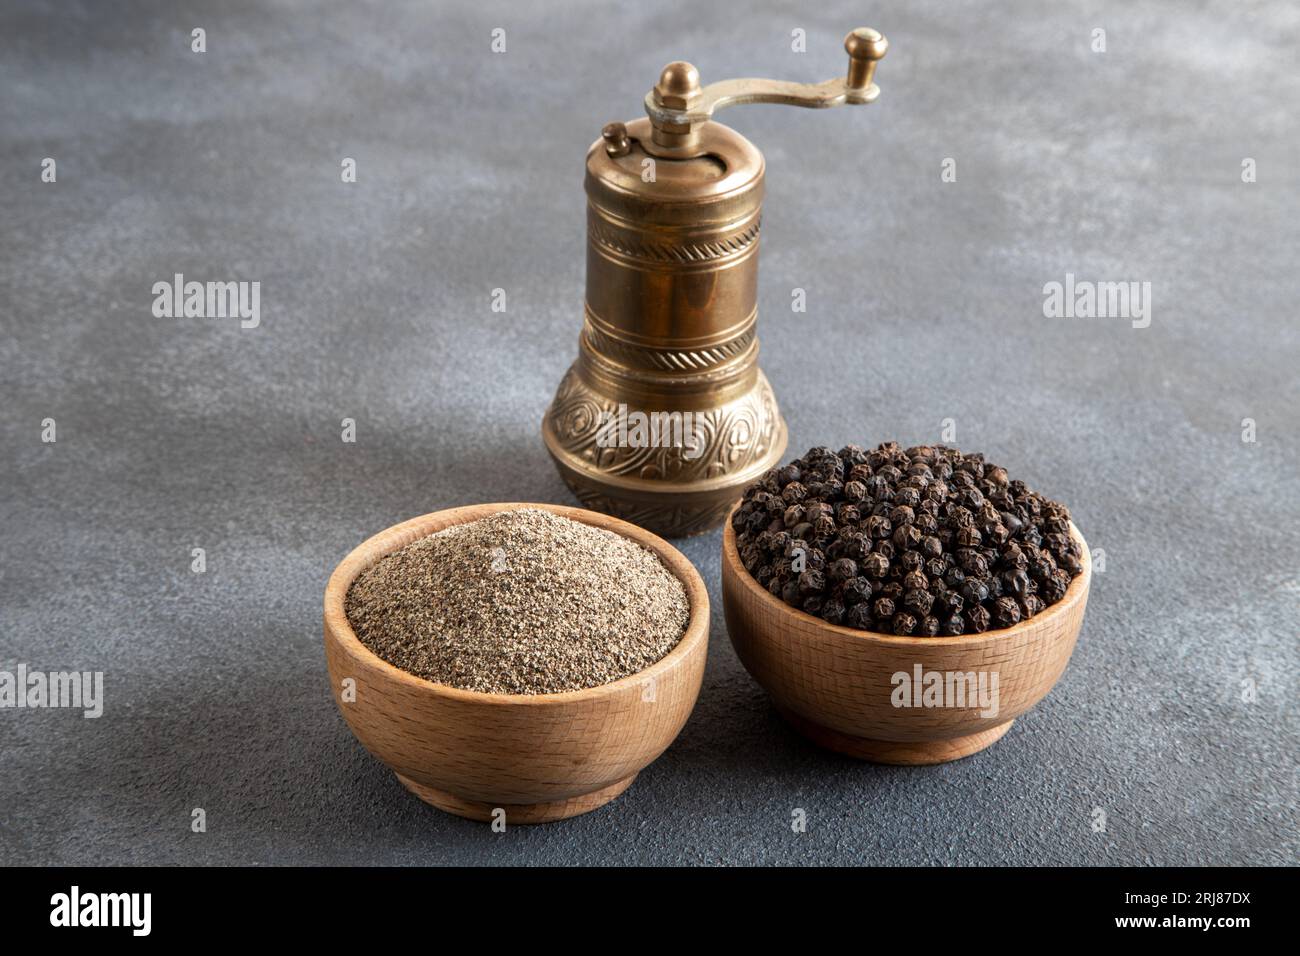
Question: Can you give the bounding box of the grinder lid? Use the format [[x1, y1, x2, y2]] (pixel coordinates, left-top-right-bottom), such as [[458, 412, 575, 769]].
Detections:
[[584, 117, 764, 228]]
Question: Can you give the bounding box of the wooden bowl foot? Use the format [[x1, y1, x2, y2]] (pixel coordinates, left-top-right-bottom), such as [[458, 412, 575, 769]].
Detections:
[[775, 706, 1015, 765], [394, 773, 638, 824]]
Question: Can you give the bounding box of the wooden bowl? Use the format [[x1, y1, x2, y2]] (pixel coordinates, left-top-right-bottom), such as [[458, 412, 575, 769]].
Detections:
[[722, 510, 1090, 765], [324, 502, 708, 823]]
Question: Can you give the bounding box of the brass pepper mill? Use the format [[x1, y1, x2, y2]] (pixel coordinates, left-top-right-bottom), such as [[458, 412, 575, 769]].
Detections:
[[543, 28, 889, 536]]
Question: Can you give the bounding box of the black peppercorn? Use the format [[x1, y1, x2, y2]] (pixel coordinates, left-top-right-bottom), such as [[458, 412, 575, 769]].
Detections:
[[903, 570, 928, 592], [1000, 542, 1027, 569], [891, 612, 917, 635], [937, 589, 964, 617], [1028, 553, 1056, 581], [873, 597, 895, 619], [920, 615, 941, 637], [846, 534, 873, 560], [798, 569, 826, 594], [892, 523, 922, 550], [866, 515, 891, 539], [862, 552, 890, 579], [820, 597, 846, 625], [993, 596, 1022, 627], [959, 550, 990, 577], [904, 588, 934, 616], [894, 486, 921, 509], [840, 444, 868, 465], [781, 580, 802, 605], [845, 602, 873, 630], [804, 500, 830, 521], [841, 577, 873, 605], [966, 605, 991, 633], [889, 504, 914, 526], [1003, 568, 1031, 598], [1044, 532, 1072, 558], [1040, 568, 1071, 603], [960, 578, 989, 604], [829, 558, 858, 583]]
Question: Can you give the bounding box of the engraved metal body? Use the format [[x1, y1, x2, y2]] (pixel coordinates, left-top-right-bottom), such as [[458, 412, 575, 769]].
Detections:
[[544, 29, 888, 536]]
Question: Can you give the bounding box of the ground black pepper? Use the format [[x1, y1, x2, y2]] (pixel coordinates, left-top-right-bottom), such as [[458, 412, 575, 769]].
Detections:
[[345, 509, 689, 693], [732, 442, 1083, 636]]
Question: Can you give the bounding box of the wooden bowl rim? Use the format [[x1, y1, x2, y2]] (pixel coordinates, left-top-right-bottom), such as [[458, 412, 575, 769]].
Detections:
[[722, 502, 1090, 648], [325, 502, 709, 705]]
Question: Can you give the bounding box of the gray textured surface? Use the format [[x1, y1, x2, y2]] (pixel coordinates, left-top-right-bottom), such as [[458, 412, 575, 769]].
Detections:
[[2, 0, 1297, 866]]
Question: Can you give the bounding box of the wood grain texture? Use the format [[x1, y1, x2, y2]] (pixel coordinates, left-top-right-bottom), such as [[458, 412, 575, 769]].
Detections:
[[324, 503, 709, 823], [722, 510, 1090, 765]]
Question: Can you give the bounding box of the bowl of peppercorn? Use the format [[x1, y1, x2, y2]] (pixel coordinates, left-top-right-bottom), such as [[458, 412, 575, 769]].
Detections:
[[721, 442, 1090, 765]]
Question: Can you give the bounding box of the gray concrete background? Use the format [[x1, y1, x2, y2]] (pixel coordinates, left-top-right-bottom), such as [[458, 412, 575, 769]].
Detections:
[[2, 0, 1297, 866]]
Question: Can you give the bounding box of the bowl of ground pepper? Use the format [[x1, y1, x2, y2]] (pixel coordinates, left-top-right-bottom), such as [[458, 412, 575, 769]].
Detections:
[[721, 443, 1090, 765], [324, 503, 708, 823]]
